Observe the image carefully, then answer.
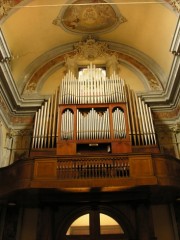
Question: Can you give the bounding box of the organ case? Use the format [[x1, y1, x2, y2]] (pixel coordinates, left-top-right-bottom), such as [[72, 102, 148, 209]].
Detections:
[[57, 103, 131, 155], [30, 63, 158, 157]]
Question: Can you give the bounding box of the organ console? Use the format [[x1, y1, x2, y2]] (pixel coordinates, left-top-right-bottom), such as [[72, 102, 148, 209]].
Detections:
[[30, 63, 158, 157]]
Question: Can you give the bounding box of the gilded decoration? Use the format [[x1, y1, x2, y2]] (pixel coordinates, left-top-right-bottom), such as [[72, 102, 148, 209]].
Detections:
[[53, 0, 126, 34], [169, 0, 180, 12], [74, 37, 109, 60], [0, 0, 22, 18]]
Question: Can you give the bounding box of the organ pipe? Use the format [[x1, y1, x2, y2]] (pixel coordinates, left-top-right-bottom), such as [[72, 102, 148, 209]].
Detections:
[[32, 63, 157, 149], [32, 88, 59, 149], [59, 65, 125, 105]]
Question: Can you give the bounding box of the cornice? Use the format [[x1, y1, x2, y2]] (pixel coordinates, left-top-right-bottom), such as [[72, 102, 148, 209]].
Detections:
[[141, 17, 180, 111], [140, 55, 180, 110], [170, 16, 180, 55], [0, 61, 43, 114]]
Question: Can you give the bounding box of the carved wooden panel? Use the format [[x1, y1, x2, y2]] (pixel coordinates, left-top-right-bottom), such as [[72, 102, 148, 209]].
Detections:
[[130, 155, 154, 177], [34, 159, 57, 178]]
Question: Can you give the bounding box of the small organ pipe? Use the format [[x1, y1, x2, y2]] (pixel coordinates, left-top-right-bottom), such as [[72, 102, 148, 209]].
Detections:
[[113, 109, 117, 138], [77, 109, 79, 140], [45, 99, 50, 147], [138, 97, 145, 144], [38, 106, 44, 148], [48, 96, 53, 147], [135, 95, 144, 145], [122, 110, 126, 137], [52, 91, 57, 147], [132, 91, 140, 145], [119, 110, 123, 138], [144, 103, 152, 144], [41, 102, 47, 148], [36, 108, 41, 148], [142, 101, 150, 145], [32, 111, 38, 148], [148, 106, 156, 144], [35, 109, 41, 148], [38, 105, 44, 148], [127, 86, 136, 144]]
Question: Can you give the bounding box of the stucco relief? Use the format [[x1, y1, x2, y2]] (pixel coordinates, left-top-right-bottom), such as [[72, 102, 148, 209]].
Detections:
[[53, 0, 126, 34], [169, 0, 180, 12], [74, 37, 109, 60]]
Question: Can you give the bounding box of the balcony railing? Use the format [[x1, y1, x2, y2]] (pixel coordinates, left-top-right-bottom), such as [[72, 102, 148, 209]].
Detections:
[[0, 153, 180, 198], [57, 156, 130, 179]]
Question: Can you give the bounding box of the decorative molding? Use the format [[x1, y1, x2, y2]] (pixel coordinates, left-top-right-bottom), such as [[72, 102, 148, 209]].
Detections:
[[0, 59, 43, 112], [74, 36, 109, 60], [53, 0, 126, 34], [169, 0, 180, 12], [0, 0, 14, 19], [0, 29, 11, 61], [170, 16, 180, 56], [152, 104, 180, 120], [141, 55, 180, 111], [0, 92, 34, 127], [22, 38, 163, 95], [169, 123, 180, 133]]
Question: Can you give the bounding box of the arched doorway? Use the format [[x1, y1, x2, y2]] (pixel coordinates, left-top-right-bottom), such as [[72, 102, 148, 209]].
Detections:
[[56, 206, 134, 240]]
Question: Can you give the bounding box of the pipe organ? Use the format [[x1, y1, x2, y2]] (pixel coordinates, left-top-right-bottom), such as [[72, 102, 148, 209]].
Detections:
[[31, 63, 158, 156]]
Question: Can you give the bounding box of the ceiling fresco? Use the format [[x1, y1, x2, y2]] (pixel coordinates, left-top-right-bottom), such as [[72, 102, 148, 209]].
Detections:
[[53, 0, 126, 34]]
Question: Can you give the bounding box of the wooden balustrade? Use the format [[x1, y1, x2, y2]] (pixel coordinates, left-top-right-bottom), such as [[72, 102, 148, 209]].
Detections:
[[0, 154, 179, 199], [57, 156, 130, 179]]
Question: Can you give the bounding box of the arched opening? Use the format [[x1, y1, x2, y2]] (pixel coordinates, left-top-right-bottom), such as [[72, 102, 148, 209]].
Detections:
[[57, 206, 133, 240]]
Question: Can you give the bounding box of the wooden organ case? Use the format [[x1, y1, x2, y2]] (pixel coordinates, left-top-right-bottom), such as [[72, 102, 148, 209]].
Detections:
[[30, 64, 158, 157], [57, 103, 130, 155]]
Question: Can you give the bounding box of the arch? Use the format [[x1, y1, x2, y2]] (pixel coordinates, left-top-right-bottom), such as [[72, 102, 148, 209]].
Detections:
[[99, 205, 136, 239], [20, 41, 164, 97], [55, 205, 136, 240]]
